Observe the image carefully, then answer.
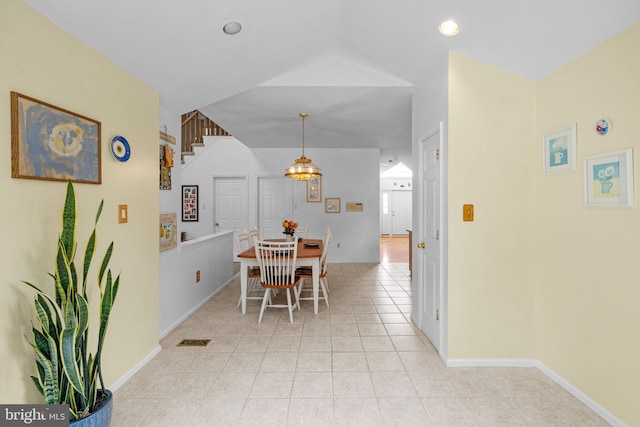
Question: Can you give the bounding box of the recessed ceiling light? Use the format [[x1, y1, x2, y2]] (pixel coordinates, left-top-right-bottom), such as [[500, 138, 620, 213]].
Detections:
[[439, 20, 459, 36], [223, 21, 242, 35]]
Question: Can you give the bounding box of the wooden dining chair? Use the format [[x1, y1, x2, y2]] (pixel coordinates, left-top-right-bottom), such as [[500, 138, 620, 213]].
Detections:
[[299, 224, 309, 239], [235, 232, 263, 308], [254, 239, 301, 323], [244, 227, 260, 244], [295, 232, 332, 308]]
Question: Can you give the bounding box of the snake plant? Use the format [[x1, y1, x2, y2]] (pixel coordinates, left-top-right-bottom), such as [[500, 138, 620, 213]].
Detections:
[[23, 181, 120, 422]]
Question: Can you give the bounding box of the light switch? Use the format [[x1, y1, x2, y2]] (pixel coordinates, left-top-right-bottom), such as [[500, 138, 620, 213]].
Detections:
[[463, 204, 474, 221], [118, 204, 128, 223]]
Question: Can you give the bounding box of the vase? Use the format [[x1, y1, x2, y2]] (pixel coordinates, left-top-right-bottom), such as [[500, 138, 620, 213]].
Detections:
[[70, 390, 113, 427], [284, 233, 293, 242]]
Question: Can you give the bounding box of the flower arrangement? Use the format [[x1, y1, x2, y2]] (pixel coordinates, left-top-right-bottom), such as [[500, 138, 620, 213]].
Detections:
[[282, 219, 298, 235]]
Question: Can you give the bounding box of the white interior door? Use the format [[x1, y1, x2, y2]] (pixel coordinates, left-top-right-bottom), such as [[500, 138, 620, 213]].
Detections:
[[258, 177, 292, 239], [391, 191, 412, 235], [413, 125, 442, 352], [381, 190, 392, 235], [214, 177, 247, 255]]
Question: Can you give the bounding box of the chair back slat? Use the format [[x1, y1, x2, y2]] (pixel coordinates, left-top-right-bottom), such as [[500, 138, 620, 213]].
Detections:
[[320, 232, 332, 275], [255, 239, 298, 287], [245, 228, 260, 245], [235, 232, 252, 252]]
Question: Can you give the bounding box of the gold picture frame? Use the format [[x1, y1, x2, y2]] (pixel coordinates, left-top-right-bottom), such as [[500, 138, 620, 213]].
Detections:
[[325, 197, 341, 213], [307, 176, 322, 202]]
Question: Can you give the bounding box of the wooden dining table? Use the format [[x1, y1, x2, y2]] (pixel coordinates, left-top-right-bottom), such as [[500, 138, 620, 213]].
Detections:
[[237, 238, 323, 315]]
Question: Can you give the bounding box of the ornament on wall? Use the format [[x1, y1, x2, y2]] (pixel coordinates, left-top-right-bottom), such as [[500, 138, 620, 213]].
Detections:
[[595, 118, 611, 136], [110, 135, 131, 162]]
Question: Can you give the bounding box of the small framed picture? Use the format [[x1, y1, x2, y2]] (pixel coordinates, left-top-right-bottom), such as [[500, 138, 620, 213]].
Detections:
[[182, 185, 199, 221], [159, 213, 177, 252], [307, 176, 322, 202], [584, 148, 634, 207], [325, 197, 340, 213], [543, 124, 577, 175]]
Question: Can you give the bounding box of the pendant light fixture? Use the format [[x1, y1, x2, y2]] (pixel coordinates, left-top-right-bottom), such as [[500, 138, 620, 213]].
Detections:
[[284, 112, 322, 180]]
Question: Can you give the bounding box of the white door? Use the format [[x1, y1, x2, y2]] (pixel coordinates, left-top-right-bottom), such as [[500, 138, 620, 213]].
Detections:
[[391, 191, 412, 235], [381, 190, 392, 235], [258, 177, 293, 239], [413, 124, 443, 352], [214, 177, 247, 255]]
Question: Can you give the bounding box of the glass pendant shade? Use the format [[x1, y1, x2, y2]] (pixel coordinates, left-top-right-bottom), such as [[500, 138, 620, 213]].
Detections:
[[285, 113, 322, 181], [284, 156, 322, 180]]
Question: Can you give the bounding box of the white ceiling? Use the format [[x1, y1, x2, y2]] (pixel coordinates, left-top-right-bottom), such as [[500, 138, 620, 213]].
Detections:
[[22, 0, 640, 170]]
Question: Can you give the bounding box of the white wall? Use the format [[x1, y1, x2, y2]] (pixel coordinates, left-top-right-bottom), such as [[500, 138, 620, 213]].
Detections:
[[159, 232, 234, 336], [182, 137, 381, 263], [380, 177, 412, 190]]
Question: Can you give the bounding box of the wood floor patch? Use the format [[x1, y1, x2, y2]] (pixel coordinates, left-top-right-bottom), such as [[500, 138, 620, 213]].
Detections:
[[177, 339, 211, 347]]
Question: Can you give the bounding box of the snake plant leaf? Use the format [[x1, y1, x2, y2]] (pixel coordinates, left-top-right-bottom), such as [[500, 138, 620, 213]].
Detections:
[[54, 241, 73, 307], [31, 327, 50, 361], [60, 301, 84, 398], [32, 337, 58, 404], [74, 294, 89, 358], [60, 180, 76, 262], [82, 229, 96, 294], [98, 242, 113, 290]]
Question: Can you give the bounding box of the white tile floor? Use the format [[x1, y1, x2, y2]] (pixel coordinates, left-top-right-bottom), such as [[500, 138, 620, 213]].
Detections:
[[112, 262, 608, 426]]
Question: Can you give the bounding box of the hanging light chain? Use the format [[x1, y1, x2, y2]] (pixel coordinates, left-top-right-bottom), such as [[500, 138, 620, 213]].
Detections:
[[300, 112, 307, 157]]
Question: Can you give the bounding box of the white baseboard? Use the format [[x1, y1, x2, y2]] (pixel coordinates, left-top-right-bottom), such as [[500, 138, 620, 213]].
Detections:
[[446, 358, 537, 368], [445, 357, 626, 427], [107, 344, 162, 392], [534, 361, 626, 427]]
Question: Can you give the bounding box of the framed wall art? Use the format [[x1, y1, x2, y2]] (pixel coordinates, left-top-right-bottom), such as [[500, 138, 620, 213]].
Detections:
[[584, 148, 634, 207], [325, 197, 341, 213], [11, 92, 101, 184], [182, 185, 199, 221], [159, 145, 172, 190], [159, 213, 177, 252], [307, 176, 322, 202], [543, 123, 576, 175]]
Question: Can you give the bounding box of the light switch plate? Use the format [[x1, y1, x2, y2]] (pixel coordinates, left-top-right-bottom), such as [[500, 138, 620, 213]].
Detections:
[[463, 204, 474, 221], [118, 204, 128, 223]]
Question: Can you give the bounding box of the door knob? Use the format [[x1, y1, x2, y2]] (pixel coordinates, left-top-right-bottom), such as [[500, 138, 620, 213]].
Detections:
[[417, 242, 425, 249]]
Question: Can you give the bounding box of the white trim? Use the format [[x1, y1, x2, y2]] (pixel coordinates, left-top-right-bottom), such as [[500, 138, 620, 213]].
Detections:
[[107, 345, 162, 392], [445, 358, 626, 426], [446, 358, 537, 368], [535, 361, 627, 427]]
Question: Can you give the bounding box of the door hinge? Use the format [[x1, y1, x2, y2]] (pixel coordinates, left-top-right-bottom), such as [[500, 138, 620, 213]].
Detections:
[[436, 149, 440, 160], [436, 309, 440, 321], [436, 230, 440, 240]]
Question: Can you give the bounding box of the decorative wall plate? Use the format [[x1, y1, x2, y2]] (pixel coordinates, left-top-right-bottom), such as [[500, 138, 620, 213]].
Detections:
[[110, 135, 131, 162], [595, 118, 611, 136]]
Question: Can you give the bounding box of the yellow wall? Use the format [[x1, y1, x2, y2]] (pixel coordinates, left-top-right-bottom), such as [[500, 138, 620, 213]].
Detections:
[[448, 52, 537, 358], [0, 0, 159, 403], [536, 24, 640, 425], [449, 24, 640, 424]]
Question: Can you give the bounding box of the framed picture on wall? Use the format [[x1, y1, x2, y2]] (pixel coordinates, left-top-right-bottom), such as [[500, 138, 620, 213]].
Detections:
[[307, 176, 322, 202], [182, 185, 199, 221], [159, 213, 177, 252], [10, 91, 102, 184], [543, 124, 577, 175], [584, 148, 634, 207], [325, 197, 340, 213]]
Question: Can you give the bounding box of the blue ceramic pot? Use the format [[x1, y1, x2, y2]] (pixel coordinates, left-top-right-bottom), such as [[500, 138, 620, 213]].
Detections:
[[70, 390, 113, 427]]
